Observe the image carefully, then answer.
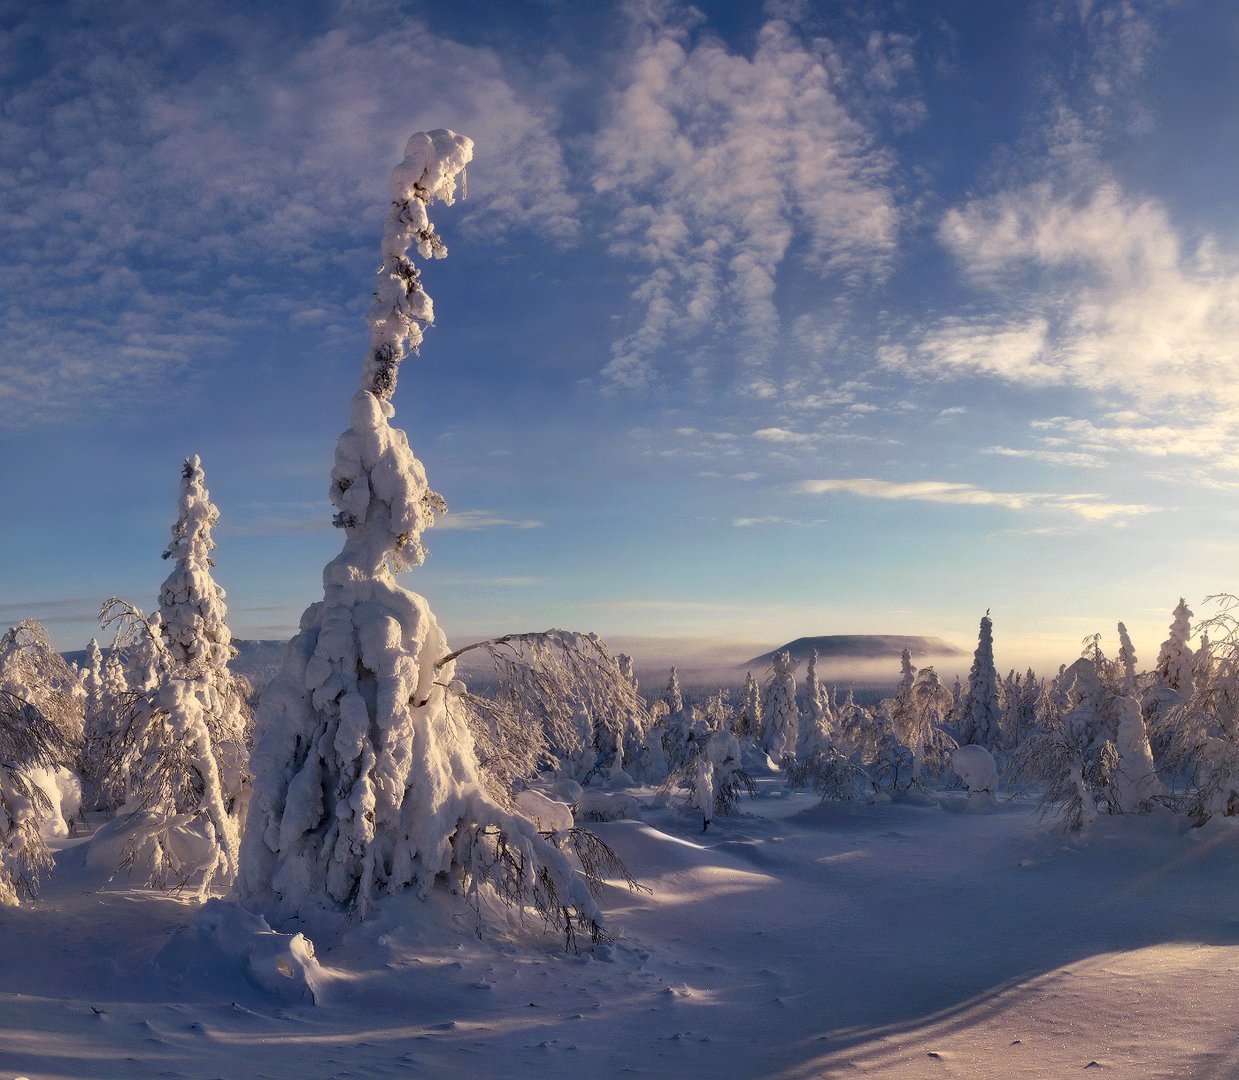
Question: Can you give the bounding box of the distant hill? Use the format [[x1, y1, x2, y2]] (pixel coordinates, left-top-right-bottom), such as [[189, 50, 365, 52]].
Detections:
[[746, 635, 965, 669]]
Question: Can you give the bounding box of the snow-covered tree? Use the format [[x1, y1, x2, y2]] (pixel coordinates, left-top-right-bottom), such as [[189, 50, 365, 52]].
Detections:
[[441, 629, 648, 786], [664, 667, 684, 715], [957, 612, 1002, 749], [798, 649, 828, 757], [738, 670, 761, 739], [158, 456, 251, 817], [1114, 695, 1159, 812], [1009, 657, 1120, 830], [760, 651, 798, 761], [91, 600, 240, 890], [905, 666, 957, 784], [666, 697, 754, 831], [237, 132, 610, 943], [0, 621, 85, 757], [1156, 599, 1195, 697], [1116, 622, 1138, 695], [1001, 668, 1042, 751], [0, 621, 83, 904], [1, 689, 74, 904], [1194, 632, 1215, 692]]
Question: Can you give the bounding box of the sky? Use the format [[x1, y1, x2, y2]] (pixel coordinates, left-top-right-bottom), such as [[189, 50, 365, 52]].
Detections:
[[2, 0, 1238, 679]]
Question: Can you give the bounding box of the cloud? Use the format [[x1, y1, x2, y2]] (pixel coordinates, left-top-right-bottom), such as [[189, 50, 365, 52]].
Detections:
[[593, 5, 898, 390], [436, 510, 543, 531], [983, 445, 1105, 469], [431, 576, 543, 587], [798, 477, 1155, 521], [890, 179, 1239, 448], [0, 4, 574, 424], [752, 427, 819, 446]]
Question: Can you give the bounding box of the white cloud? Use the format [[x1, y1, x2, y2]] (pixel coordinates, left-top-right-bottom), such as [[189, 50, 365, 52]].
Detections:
[[799, 477, 1155, 521], [593, 6, 899, 390], [984, 445, 1105, 469], [0, 6, 574, 424], [437, 510, 543, 531], [895, 181, 1239, 445], [752, 427, 818, 446]]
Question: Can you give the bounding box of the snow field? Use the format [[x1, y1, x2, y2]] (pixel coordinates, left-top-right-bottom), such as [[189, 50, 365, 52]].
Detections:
[[3, 782, 1238, 1079]]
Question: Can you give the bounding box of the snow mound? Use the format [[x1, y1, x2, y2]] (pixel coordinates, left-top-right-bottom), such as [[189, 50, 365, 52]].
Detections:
[[87, 806, 220, 887], [952, 745, 998, 794], [28, 765, 81, 839], [153, 899, 327, 1004], [576, 790, 642, 822], [514, 789, 574, 834]]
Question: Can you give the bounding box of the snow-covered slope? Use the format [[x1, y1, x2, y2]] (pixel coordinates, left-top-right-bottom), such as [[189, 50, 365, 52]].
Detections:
[[2, 786, 1237, 1079]]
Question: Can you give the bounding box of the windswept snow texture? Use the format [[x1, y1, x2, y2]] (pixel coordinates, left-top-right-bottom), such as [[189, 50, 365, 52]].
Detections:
[[5, 790, 1239, 1078]]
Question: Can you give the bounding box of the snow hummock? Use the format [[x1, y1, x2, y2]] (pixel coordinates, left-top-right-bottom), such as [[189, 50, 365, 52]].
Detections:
[[153, 898, 327, 1004], [952, 744, 999, 794]]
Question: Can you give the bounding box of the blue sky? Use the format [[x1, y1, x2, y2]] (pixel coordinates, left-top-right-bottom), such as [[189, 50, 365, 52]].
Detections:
[[2, 0, 1237, 677]]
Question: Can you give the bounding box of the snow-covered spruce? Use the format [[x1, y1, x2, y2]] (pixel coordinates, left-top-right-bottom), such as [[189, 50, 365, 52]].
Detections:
[[664, 667, 684, 715], [760, 651, 798, 761], [738, 670, 761, 739], [1117, 622, 1139, 695], [158, 456, 251, 817], [797, 648, 826, 758], [956, 611, 1002, 749], [237, 132, 607, 944], [1157, 599, 1195, 697]]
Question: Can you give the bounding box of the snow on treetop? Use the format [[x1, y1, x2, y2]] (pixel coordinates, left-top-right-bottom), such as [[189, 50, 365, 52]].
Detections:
[[368, 129, 474, 403], [389, 129, 473, 207]]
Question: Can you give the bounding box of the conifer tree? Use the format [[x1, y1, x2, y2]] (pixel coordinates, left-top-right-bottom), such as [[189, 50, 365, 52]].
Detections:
[[1156, 599, 1195, 697], [158, 456, 251, 815], [760, 651, 798, 760], [1116, 622, 1139, 694], [957, 612, 1002, 748], [664, 667, 684, 715], [799, 648, 825, 755], [738, 671, 761, 739], [237, 132, 605, 940]]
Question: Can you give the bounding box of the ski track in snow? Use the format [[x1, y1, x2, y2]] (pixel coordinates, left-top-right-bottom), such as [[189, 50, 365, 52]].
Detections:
[[3, 783, 1239, 1079]]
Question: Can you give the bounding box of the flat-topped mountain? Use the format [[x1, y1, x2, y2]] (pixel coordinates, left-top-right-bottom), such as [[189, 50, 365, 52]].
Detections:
[[746, 634, 965, 669]]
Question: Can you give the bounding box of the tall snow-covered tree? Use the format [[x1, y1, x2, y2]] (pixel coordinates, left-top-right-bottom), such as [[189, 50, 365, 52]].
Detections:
[[1116, 622, 1138, 695], [738, 671, 761, 738], [760, 651, 798, 760], [158, 455, 251, 816], [798, 649, 826, 756], [237, 132, 605, 941], [1156, 598, 1195, 697], [957, 612, 1002, 749], [664, 667, 684, 715]]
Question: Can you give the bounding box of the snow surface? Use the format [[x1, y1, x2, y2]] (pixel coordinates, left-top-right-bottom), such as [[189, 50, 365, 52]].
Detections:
[[4, 785, 1239, 1078]]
